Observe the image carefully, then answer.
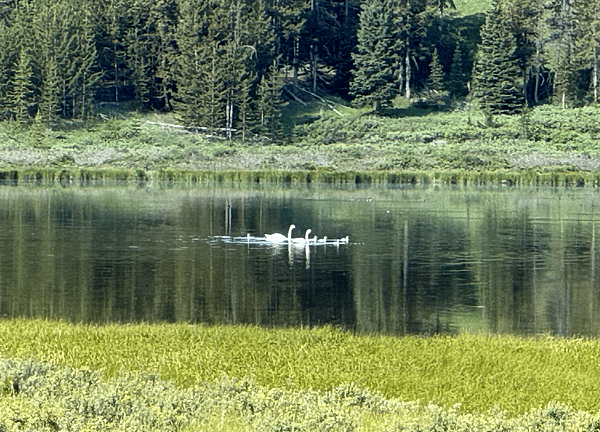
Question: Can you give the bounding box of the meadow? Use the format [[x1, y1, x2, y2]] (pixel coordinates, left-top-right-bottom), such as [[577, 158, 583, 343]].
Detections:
[[2, 319, 600, 431], [1, 102, 600, 186]]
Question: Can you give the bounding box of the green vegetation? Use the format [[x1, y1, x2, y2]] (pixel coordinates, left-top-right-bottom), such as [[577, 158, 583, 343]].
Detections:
[[3, 319, 600, 420], [1, 102, 599, 186], [3, 355, 600, 432], [1, 0, 599, 184]]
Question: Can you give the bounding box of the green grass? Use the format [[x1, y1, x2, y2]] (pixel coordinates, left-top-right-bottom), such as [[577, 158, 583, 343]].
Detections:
[[2, 102, 600, 186], [453, 0, 492, 16], [2, 319, 600, 417]]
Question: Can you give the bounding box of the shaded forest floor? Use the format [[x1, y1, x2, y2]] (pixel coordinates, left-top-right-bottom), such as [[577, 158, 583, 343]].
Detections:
[[1, 99, 600, 186]]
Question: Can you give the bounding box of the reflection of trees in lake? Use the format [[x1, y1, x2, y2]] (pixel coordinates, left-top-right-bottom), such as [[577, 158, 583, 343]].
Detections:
[[2, 187, 600, 337]]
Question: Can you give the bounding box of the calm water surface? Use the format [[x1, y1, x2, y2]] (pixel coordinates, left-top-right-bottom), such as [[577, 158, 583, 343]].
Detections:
[[1, 182, 599, 337]]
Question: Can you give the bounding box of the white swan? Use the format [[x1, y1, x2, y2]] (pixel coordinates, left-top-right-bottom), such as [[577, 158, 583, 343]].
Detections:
[[292, 229, 312, 245], [265, 224, 295, 243]]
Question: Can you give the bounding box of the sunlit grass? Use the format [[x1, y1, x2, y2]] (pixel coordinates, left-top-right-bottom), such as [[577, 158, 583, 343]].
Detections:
[[2, 319, 600, 416], [453, 0, 492, 16]]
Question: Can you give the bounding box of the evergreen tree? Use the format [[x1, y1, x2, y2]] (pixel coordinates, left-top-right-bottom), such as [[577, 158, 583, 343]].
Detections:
[[10, 47, 36, 123], [447, 40, 468, 97], [427, 47, 445, 92], [0, 23, 16, 119], [546, 0, 578, 107], [254, 61, 286, 139], [574, 0, 600, 103], [350, 0, 405, 111], [8, 0, 38, 122], [148, 0, 178, 110], [471, 1, 525, 114], [35, 4, 64, 123], [70, 10, 102, 120], [126, 0, 154, 106], [97, 0, 129, 103]]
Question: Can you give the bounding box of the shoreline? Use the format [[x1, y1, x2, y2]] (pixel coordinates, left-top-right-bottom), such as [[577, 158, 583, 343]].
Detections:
[[2, 104, 600, 187], [0, 165, 598, 188]]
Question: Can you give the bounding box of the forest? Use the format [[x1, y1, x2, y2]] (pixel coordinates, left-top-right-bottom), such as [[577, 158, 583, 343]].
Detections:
[[0, 0, 598, 140]]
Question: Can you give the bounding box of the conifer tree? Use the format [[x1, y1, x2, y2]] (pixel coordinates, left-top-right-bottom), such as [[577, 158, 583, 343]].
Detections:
[[427, 47, 445, 92], [10, 47, 36, 123], [126, 0, 154, 106], [350, 0, 405, 111], [448, 40, 468, 97], [69, 10, 102, 120], [471, 1, 525, 114], [97, 0, 128, 103], [173, 0, 207, 126], [0, 24, 16, 119], [574, 0, 600, 103], [35, 4, 65, 123], [546, 0, 578, 107], [254, 61, 286, 139], [148, 0, 178, 110]]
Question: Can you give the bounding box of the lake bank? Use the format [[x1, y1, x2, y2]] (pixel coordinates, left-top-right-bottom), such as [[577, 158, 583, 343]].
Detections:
[[1, 104, 600, 186]]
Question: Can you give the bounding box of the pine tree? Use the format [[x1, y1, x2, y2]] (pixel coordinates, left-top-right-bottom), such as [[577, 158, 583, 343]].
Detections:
[[173, 0, 207, 126], [10, 47, 36, 123], [7, 0, 38, 123], [350, 0, 405, 112], [149, 0, 178, 110], [70, 10, 102, 120], [427, 47, 445, 92], [126, 0, 154, 106], [574, 0, 600, 103], [471, 0, 525, 114], [254, 61, 286, 140], [97, 0, 128, 103], [0, 23, 16, 119], [546, 0, 578, 107], [35, 4, 64, 123], [448, 40, 468, 97]]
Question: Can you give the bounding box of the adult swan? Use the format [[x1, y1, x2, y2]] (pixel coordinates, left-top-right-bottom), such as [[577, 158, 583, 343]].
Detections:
[[265, 224, 295, 243]]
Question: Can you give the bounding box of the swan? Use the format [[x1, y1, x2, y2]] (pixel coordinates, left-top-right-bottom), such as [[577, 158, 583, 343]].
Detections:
[[292, 229, 312, 245], [265, 224, 295, 243]]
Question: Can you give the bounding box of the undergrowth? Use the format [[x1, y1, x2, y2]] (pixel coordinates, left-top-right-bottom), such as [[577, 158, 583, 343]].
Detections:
[[2, 355, 599, 432], [1, 103, 600, 185], [2, 319, 600, 418]]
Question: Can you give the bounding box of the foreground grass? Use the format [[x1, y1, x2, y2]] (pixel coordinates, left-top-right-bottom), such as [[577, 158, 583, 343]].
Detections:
[[3, 357, 598, 432], [2, 319, 600, 417]]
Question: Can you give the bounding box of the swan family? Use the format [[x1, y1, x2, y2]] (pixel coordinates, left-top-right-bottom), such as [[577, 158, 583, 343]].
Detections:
[[264, 225, 347, 245]]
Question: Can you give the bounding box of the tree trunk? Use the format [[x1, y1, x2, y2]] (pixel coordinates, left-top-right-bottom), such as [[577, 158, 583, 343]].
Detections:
[[311, 44, 318, 93], [594, 46, 598, 104], [293, 37, 299, 87], [405, 48, 411, 99]]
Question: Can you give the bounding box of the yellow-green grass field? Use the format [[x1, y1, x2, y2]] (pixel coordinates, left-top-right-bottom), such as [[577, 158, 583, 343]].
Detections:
[[2, 319, 600, 431]]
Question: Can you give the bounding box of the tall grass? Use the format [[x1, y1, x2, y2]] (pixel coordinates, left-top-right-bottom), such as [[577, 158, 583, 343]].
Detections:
[[2, 319, 600, 415]]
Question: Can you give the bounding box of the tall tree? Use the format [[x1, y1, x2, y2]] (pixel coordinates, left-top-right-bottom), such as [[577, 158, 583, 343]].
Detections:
[[471, 0, 525, 114], [10, 47, 36, 122], [574, 0, 600, 103], [546, 0, 578, 107], [427, 47, 445, 92], [254, 60, 286, 139], [350, 0, 405, 111], [447, 39, 468, 97]]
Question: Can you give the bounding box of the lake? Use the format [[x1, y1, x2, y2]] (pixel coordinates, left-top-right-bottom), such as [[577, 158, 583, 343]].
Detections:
[[1, 182, 599, 337]]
